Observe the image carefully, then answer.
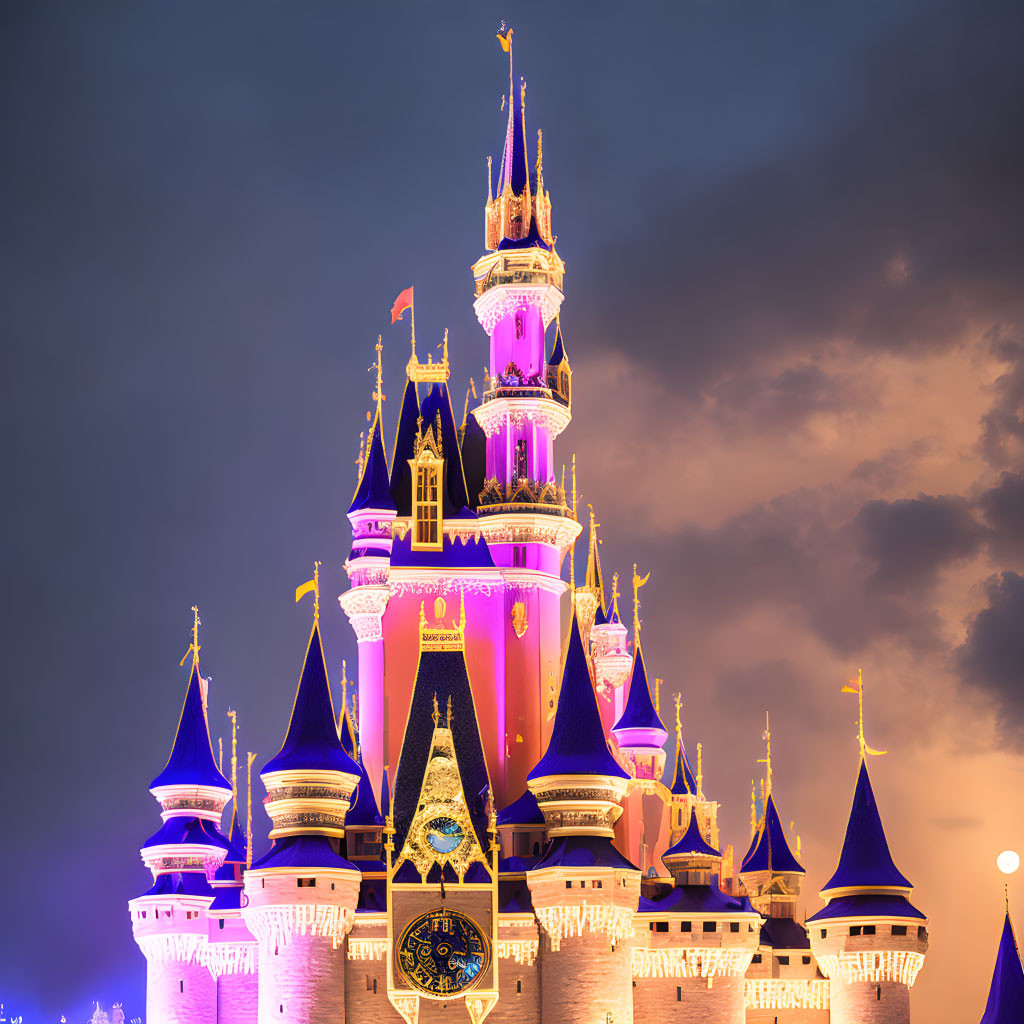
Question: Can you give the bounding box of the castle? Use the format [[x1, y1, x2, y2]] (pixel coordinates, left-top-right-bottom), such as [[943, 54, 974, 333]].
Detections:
[[128, 32, 936, 1024]]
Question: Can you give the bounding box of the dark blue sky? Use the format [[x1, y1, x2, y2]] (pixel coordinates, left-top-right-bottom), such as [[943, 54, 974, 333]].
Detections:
[[2, 2, 1022, 1019]]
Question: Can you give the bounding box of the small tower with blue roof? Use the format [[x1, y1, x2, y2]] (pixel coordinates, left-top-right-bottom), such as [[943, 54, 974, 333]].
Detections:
[[242, 569, 363, 1024], [129, 609, 233, 1024], [808, 755, 928, 1023], [590, 571, 633, 732], [979, 907, 1024, 1024], [525, 606, 640, 1024]]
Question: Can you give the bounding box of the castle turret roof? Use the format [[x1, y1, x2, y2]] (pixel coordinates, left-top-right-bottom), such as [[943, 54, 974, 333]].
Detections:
[[261, 623, 360, 777], [668, 736, 698, 796], [528, 609, 629, 782], [388, 376, 421, 512], [548, 321, 568, 368], [380, 765, 391, 820], [141, 815, 232, 852], [251, 834, 356, 871], [740, 793, 804, 875], [612, 645, 669, 745], [417, 381, 471, 514], [349, 408, 396, 514], [664, 807, 720, 860], [498, 70, 529, 197], [496, 215, 551, 251], [497, 789, 544, 827], [980, 912, 1024, 1024], [346, 755, 384, 827], [820, 759, 911, 895], [534, 834, 637, 871], [150, 662, 231, 792]]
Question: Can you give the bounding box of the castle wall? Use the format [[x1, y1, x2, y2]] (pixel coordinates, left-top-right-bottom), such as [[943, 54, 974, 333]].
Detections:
[[145, 960, 216, 1024], [829, 979, 910, 1024], [255, 934, 347, 1024], [217, 970, 258, 1024], [538, 930, 633, 1024], [346, 916, 402, 1024], [634, 974, 745, 1024]]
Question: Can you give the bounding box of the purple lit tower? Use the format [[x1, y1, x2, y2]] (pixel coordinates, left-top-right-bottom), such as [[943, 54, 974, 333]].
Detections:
[[129, 630, 234, 1024]]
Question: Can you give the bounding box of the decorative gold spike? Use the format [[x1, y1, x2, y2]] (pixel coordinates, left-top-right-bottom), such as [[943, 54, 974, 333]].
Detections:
[[432, 691, 440, 728], [246, 751, 257, 869], [218, 737, 223, 773], [180, 605, 201, 669], [632, 565, 651, 646], [674, 692, 682, 743], [487, 155, 493, 202], [696, 742, 703, 800], [757, 711, 773, 798], [536, 129, 543, 191], [655, 678, 662, 714], [295, 562, 321, 625], [419, 600, 426, 629], [750, 779, 757, 838], [227, 708, 238, 813], [372, 336, 386, 414], [842, 668, 888, 759], [446, 693, 453, 730]]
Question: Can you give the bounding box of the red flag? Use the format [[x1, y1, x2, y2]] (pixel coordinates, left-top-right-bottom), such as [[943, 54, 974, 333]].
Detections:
[[391, 286, 414, 324]]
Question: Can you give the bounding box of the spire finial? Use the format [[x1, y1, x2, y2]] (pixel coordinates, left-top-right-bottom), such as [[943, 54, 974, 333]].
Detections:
[[750, 779, 757, 837], [487, 155, 493, 202], [180, 605, 202, 669], [655, 677, 662, 715], [227, 708, 238, 814], [446, 693, 453, 730], [674, 691, 682, 743], [295, 562, 321, 625], [632, 564, 651, 647], [757, 711, 773, 798], [569, 454, 578, 593], [218, 736, 223, 772], [372, 336, 386, 417], [536, 128, 543, 191], [432, 691, 440, 728], [696, 741, 703, 799], [246, 750, 257, 868], [842, 668, 887, 759]]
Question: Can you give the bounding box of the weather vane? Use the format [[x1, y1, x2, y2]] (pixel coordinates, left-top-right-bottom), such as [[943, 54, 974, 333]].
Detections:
[[632, 564, 650, 645], [757, 711, 773, 798], [179, 605, 201, 669], [674, 692, 683, 742], [295, 561, 321, 625], [842, 668, 887, 758]]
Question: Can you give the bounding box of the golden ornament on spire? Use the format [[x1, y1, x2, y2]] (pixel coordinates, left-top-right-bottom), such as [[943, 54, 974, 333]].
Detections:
[[179, 605, 202, 669], [372, 336, 386, 415], [432, 691, 441, 728], [227, 708, 238, 812], [674, 691, 683, 742], [246, 750, 257, 869], [842, 668, 887, 758], [632, 564, 651, 646], [757, 711, 773, 798], [295, 562, 321, 625]]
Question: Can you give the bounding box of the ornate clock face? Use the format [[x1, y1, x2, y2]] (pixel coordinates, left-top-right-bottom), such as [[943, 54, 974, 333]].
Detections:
[[425, 816, 465, 855], [396, 908, 490, 997]]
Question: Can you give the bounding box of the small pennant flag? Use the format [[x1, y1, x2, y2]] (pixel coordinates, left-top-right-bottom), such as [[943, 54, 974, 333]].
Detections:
[[497, 23, 513, 52], [391, 285, 414, 324], [841, 675, 862, 695], [295, 577, 316, 603]]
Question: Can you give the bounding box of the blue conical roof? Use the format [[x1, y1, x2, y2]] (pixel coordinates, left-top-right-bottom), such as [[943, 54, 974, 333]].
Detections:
[[349, 408, 396, 514], [664, 807, 720, 859], [418, 382, 471, 513], [338, 703, 357, 759], [380, 765, 391, 819], [606, 592, 622, 625], [346, 754, 383, 827], [612, 645, 668, 740], [669, 737, 697, 796], [528, 609, 629, 781], [740, 793, 804, 874], [499, 73, 529, 196], [150, 662, 231, 792], [497, 789, 544, 827], [388, 377, 421, 513], [821, 759, 911, 894], [262, 623, 360, 777], [548, 322, 568, 367], [981, 913, 1024, 1024]]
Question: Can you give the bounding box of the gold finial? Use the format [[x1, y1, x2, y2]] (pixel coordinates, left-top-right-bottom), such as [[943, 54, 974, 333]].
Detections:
[[757, 711, 773, 798], [218, 737, 223, 772], [487, 154, 493, 202], [352, 694, 359, 746], [442, 328, 449, 368], [696, 742, 703, 799], [432, 691, 440, 728], [655, 678, 662, 714], [295, 562, 321, 625], [180, 605, 201, 669], [569, 455, 578, 594], [355, 429, 366, 479], [372, 336, 386, 416], [227, 708, 238, 813], [674, 692, 682, 742], [1006, 883, 1010, 915], [340, 660, 349, 724], [419, 600, 427, 630], [246, 750, 257, 869], [446, 693, 453, 730], [632, 564, 651, 646], [750, 779, 757, 837], [842, 668, 887, 759], [536, 128, 543, 191], [571, 453, 578, 521]]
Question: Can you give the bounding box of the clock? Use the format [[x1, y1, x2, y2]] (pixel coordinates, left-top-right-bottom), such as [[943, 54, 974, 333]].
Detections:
[[396, 908, 490, 997], [425, 816, 465, 855]]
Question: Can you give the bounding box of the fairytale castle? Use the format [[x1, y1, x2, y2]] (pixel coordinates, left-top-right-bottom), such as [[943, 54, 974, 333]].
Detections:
[[128, 33, 941, 1024]]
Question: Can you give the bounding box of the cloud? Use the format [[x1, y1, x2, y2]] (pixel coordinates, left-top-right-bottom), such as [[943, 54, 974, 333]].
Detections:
[[978, 471, 1024, 557], [956, 571, 1024, 749], [980, 333, 1024, 468], [855, 495, 987, 593]]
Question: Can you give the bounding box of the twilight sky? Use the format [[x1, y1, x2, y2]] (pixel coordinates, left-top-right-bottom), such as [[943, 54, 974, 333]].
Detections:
[[2, 1, 1023, 1019]]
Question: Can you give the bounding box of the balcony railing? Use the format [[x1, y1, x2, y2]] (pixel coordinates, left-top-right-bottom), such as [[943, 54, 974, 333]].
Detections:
[[477, 476, 571, 516]]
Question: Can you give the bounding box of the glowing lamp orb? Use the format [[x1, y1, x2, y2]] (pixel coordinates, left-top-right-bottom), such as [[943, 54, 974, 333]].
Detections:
[[997, 850, 1020, 875]]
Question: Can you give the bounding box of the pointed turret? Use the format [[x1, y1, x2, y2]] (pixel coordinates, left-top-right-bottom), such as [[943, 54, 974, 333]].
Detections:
[[820, 759, 912, 896], [612, 645, 669, 751], [669, 737, 698, 797], [980, 912, 1024, 1024], [388, 376, 421, 513], [528, 609, 628, 784], [544, 320, 571, 405], [741, 793, 804, 876], [150, 661, 231, 794]]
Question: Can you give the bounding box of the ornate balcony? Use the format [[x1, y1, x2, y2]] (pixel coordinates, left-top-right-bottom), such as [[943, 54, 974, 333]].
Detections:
[[476, 476, 571, 517]]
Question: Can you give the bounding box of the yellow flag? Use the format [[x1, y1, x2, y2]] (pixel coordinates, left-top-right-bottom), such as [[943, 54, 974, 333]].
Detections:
[[497, 26, 513, 52], [841, 676, 861, 694], [295, 578, 316, 603]]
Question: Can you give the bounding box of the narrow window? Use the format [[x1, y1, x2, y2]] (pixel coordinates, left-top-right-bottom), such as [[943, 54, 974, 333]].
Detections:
[[702, 921, 716, 933], [863, 925, 876, 935], [729, 922, 739, 933], [580, 881, 586, 889], [820, 928, 827, 938], [752, 954, 762, 964], [279, 1005, 284, 1014], [680, 921, 691, 932], [179, 981, 184, 993], [850, 926, 862, 936], [331, 883, 335, 891], [516, 980, 522, 994], [366, 976, 372, 991], [655, 921, 669, 933], [513, 439, 528, 486], [372, 979, 377, 994], [892, 924, 907, 936], [876, 985, 882, 1001], [802, 955, 811, 964], [411, 455, 443, 550], [594, 880, 602, 889], [676, 986, 682, 1002], [918, 926, 927, 939], [777, 956, 790, 966], [566, 881, 572, 888], [219, 919, 225, 930]]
